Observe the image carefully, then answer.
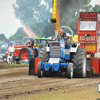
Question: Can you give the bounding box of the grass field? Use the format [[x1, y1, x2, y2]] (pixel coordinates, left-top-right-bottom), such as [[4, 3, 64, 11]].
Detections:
[[9, 63, 29, 66]]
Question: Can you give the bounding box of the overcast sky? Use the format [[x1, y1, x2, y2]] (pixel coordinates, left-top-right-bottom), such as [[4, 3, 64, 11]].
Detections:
[[90, 0, 100, 6], [0, 0, 22, 38], [0, 0, 100, 38]]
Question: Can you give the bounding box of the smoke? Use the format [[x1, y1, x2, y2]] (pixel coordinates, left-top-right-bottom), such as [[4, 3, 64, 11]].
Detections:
[[57, 0, 71, 23], [57, 0, 88, 25]]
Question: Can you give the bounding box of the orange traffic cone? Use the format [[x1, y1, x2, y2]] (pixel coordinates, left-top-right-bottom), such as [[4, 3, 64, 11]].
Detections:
[[15, 61, 16, 64]]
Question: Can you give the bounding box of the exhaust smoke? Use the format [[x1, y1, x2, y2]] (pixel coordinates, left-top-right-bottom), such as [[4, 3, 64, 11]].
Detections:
[[57, 0, 88, 25]]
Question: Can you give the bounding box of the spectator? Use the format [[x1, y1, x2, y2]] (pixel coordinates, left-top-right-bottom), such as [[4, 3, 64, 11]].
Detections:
[[8, 43, 15, 63]]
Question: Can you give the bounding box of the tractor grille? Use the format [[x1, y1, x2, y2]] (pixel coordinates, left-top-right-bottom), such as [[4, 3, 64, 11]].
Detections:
[[50, 43, 60, 57]]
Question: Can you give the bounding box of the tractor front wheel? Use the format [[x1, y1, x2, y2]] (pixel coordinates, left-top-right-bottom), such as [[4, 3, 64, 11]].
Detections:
[[37, 62, 43, 78], [67, 63, 73, 79]]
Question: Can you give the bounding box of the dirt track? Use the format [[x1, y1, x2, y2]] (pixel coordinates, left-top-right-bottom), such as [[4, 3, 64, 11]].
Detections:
[[0, 62, 100, 100]]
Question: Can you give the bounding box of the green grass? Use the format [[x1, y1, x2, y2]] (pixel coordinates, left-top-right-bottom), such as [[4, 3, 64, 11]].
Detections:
[[8, 63, 29, 66]]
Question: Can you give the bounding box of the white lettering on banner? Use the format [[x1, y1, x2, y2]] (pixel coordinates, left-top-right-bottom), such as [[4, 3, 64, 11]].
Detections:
[[80, 36, 96, 41], [91, 36, 95, 41], [86, 37, 90, 41], [80, 36, 85, 41], [86, 36, 95, 41]]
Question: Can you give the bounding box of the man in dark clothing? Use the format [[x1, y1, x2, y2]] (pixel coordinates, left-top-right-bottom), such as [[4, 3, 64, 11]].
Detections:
[[56, 29, 68, 41], [56, 29, 68, 48], [59, 29, 68, 41]]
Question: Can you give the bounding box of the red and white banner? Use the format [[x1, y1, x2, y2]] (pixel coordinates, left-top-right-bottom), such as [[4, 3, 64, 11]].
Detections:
[[23, 25, 32, 37], [27, 26, 36, 36], [23, 25, 36, 37]]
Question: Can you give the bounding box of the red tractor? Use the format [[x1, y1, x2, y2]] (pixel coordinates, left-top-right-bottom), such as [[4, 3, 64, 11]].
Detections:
[[77, 11, 100, 76], [10, 37, 35, 64]]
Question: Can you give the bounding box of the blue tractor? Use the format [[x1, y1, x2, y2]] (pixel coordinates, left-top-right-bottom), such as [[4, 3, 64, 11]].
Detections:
[[37, 26, 87, 79]]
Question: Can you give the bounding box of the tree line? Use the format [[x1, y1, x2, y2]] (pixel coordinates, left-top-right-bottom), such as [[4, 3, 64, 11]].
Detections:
[[1, 0, 100, 41]]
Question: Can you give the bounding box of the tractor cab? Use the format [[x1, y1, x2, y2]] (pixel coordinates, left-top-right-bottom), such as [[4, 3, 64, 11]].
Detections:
[[77, 11, 99, 53], [34, 38, 53, 48]]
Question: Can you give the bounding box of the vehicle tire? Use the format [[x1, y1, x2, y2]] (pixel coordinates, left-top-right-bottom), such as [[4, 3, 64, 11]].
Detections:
[[3, 55, 7, 62], [40, 47, 49, 62], [39, 47, 51, 76], [67, 63, 73, 79], [16, 60, 20, 64], [19, 47, 30, 60], [29, 58, 35, 75], [37, 62, 43, 78], [71, 47, 87, 78]]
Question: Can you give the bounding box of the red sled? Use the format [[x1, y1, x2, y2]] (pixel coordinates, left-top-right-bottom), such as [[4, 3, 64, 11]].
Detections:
[[28, 57, 40, 75]]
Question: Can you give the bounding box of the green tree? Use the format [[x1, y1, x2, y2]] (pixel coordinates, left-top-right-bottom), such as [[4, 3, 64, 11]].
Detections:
[[41, 21, 53, 37], [12, 0, 52, 25], [93, 5, 100, 11], [0, 34, 7, 41], [12, 0, 93, 38], [12, 0, 52, 37], [9, 27, 27, 41], [29, 23, 42, 37]]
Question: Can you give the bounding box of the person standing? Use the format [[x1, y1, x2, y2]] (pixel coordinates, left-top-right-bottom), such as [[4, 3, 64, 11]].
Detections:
[[8, 43, 15, 63]]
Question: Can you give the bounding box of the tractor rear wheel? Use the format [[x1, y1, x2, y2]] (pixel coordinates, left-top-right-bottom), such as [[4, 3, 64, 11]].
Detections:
[[19, 47, 30, 60], [67, 63, 73, 79], [37, 62, 43, 78], [71, 47, 87, 78]]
